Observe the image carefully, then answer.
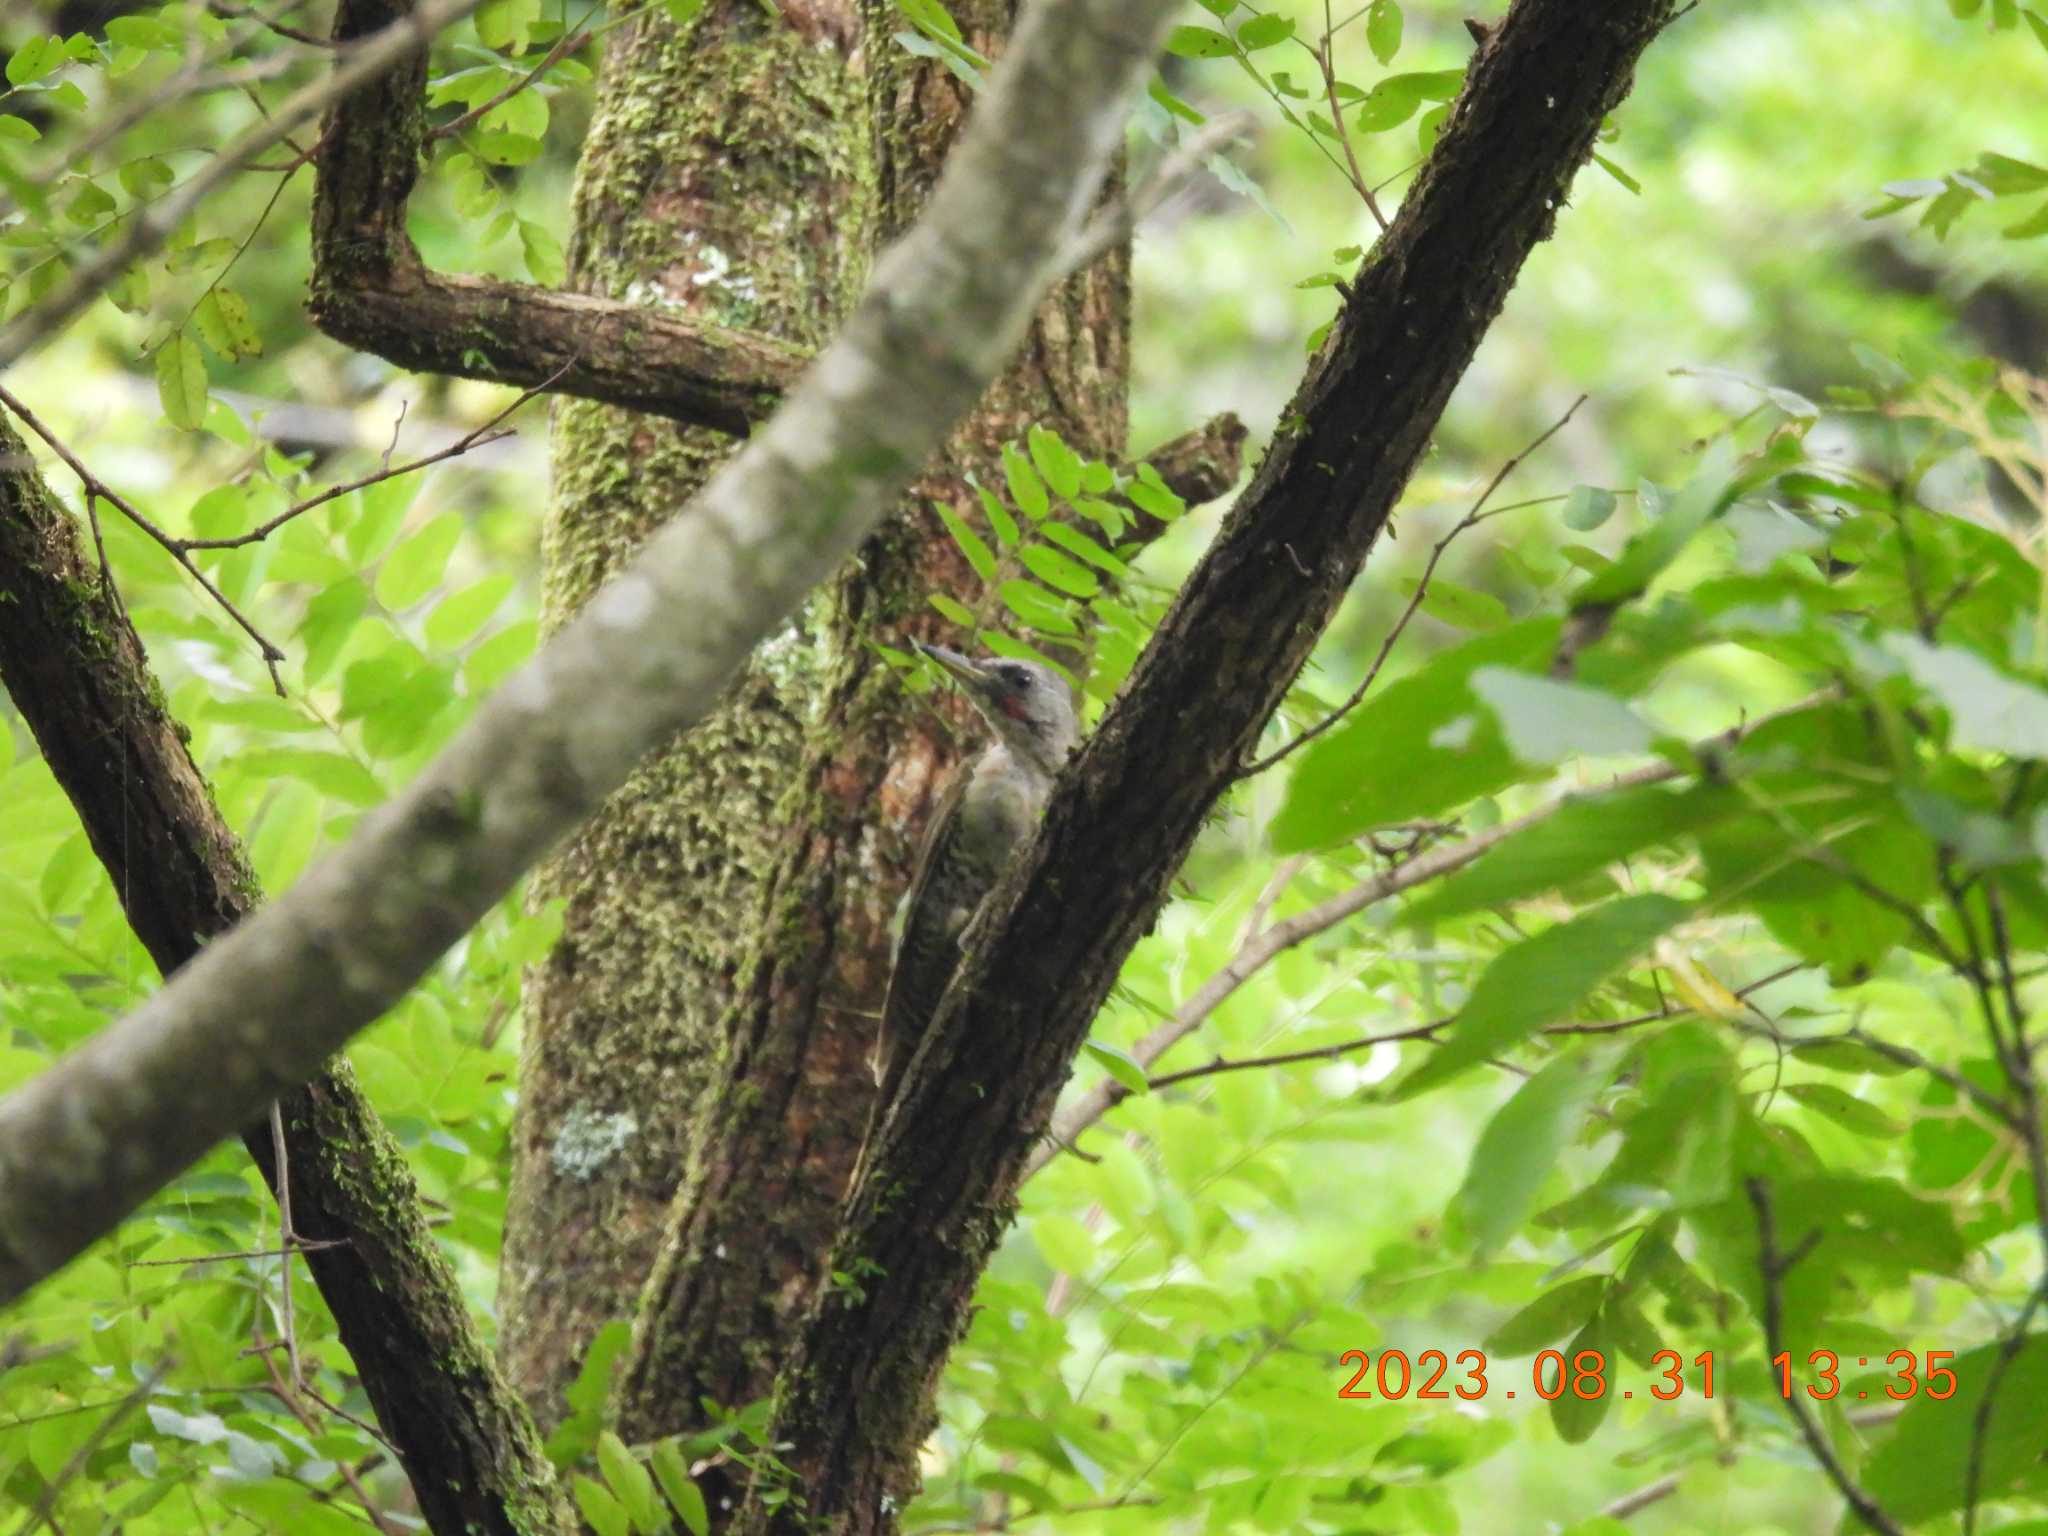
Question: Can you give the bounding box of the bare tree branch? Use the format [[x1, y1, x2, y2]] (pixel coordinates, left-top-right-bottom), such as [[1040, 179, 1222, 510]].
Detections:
[[1745, 1177, 1906, 1536]]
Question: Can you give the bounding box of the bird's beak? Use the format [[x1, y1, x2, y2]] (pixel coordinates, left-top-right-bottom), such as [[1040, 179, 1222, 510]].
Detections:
[[914, 641, 996, 703]]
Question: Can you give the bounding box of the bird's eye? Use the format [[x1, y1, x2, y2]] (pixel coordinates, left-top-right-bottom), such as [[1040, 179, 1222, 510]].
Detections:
[[1008, 667, 1032, 691]]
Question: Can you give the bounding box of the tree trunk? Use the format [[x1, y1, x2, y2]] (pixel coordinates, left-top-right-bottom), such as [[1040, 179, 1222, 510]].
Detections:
[[504, 0, 1135, 1458], [614, 0, 1129, 1444], [496, 0, 874, 1428]]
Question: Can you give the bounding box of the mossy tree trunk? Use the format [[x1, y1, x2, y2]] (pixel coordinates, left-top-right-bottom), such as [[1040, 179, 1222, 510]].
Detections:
[[498, 0, 1131, 1480], [613, 0, 1127, 1450], [495, 0, 874, 1427]]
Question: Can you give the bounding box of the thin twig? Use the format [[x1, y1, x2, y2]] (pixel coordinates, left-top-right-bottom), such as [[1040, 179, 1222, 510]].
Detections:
[[178, 367, 560, 550], [254, 1346, 400, 1535], [1745, 1177, 1906, 1536], [129, 1237, 350, 1266], [1147, 1014, 1450, 1088], [13, 1360, 171, 1536], [1155, 962, 1806, 1089], [207, 0, 334, 46], [0, 383, 289, 691], [1030, 694, 1826, 1174], [1317, 2, 1388, 229], [1054, 112, 1257, 277], [427, 16, 591, 141], [1600, 1471, 1680, 1520], [268, 1102, 300, 1388], [1240, 394, 1588, 778], [1963, 1274, 2048, 1536]]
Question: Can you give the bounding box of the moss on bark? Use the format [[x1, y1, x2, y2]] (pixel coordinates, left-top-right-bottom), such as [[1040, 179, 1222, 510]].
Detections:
[[497, 0, 874, 1428]]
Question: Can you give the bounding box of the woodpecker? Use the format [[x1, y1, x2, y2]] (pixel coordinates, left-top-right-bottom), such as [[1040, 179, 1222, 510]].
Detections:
[[867, 642, 1080, 1118]]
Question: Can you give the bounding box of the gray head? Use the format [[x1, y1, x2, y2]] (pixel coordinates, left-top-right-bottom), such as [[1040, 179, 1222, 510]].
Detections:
[[915, 642, 1080, 775]]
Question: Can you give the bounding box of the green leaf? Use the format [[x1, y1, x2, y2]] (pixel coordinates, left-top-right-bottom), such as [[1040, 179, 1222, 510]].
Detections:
[[154, 333, 209, 430], [1787, 1038, 1912, 1077], [519, 218, 567, 285], [927, 592, 974, 627], [1862, 1337, 2048, 1522], [1409, 577, 1509, 631], [1031, 1214, 1096, 1275], [1125, 464, 1185, 521], [1019, 543, 1099, 598], [1417, 102, 1449, 155], [1164, 24, 1236, 57], [1562, 485, 1617, 531], [2027, 7, 2048, 52], [1236, 13, 1295, 48], [573, 1475, 632, 1536], [1367, 0, 1402, 63], [650, 1440, 709, 1536], [0, 115, 40, 141], [117, 156, 175, 197], [1572, 438, 1737, 609], [1399, 895, 1691, 1099], [1025, 424, 1082, 500], [1271, 618, 1560, 849], [472, 131, 543, 166], [935, 502, 996, 581], [1591, 152, 1640, 194], [483, 83, 549, 140], [997, 579, 1077, 635], [1483, 1276, 1606, 1355], [5, 36, 64, 87], [465, 619, 540, 692], [2004, 197, 2048, 238], [375, 510, 464, 611], [1454, 1048, 1616, 1254], [1002, 443, 1049, 520], [1037, 521, 1126, 577], [1148, 74, 1206, 124], [425, 575, 517, 650], [1354, 74, 1422, 131], [476, 0, 540, 50], [1884, 635, 2048, 758], [895, 0, 966, 41], [194, 288, 262, 362], [1782, 1082, 1903, 1137], [1082, 1040, 1149, 1096], [1403, 783, 1737, 927], [973, 483, 1020, 547], [598, 1432, 668, 1536], [1470, 669, 1652, 765], [1544, 1317, 1615, 1444]]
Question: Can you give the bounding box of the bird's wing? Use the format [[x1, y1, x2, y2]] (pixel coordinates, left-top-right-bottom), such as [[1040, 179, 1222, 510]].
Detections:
[[872, 764, 969, 1099]]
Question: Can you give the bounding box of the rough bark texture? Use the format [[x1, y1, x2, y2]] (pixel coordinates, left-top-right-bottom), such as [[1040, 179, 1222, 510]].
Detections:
[[0, 412, 572, 1536], [308, 0, 806, 435], [608, 0, 1137, 1459], [749, 1, 1680, 1527], [494, 0, 875, 1430]]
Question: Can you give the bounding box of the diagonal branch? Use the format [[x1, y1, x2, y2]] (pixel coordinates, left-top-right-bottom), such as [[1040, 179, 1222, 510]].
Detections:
[[0, 409, 573, 1536], [796, 0, 1681, 1524]]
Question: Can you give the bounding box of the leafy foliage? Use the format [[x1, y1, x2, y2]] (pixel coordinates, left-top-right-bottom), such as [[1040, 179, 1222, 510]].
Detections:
[[5, 0, 2048, 1533]]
